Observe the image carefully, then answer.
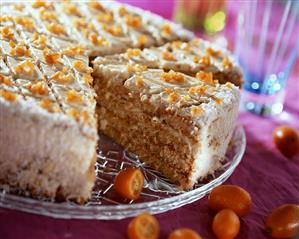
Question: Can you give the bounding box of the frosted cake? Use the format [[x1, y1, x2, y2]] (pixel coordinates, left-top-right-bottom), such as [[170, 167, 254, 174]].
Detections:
[[0, 0, 242, 202]]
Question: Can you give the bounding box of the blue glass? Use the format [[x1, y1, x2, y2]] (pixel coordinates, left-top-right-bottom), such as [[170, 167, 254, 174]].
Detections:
[[235, 0, 299, 116]]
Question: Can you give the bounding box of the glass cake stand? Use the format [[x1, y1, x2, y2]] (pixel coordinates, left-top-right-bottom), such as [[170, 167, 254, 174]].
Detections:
[[0, 125, 246, 220]]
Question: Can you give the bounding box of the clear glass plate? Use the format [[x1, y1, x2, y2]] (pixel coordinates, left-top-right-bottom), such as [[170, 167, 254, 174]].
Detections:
[[0, 125, 246, 220]]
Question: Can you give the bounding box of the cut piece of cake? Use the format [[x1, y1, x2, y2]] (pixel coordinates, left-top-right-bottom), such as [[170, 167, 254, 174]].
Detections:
[[93, 61, 240, 189]]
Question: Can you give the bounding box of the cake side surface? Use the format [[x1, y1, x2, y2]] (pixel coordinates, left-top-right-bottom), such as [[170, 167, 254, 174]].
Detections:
[[0, 98, 97, 203]]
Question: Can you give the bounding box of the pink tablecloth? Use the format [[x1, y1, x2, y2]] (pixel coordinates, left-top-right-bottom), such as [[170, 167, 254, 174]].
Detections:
[[0, 1, 298, 238]]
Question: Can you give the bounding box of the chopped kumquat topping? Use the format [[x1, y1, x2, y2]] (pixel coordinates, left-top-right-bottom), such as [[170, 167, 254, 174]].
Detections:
[[0, 26, 14, 40], [66, 89, 83, 103], [126, 48, 141, 58], [0, 90, 17, 102], [196, 71, 214, 84], [73, 60, 93, 74], [161, 70, 185, 84], [27, 81, 48, 95], [15, 60, 35, 76], [43, 49, 61, 65]]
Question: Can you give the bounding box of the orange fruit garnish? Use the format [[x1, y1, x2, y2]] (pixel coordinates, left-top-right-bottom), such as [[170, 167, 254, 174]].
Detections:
[[208, 185, 252, 217], [168, 228, 202, 239], [212, 209, 240, 239], [128, 213, 160, 239], [265, 204, 299, 238], [273, 125, 299, 158], [114, 167, 144, 200]]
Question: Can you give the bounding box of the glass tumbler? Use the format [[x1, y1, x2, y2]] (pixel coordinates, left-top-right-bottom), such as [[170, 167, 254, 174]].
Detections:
[[235, 0, 299, 116]]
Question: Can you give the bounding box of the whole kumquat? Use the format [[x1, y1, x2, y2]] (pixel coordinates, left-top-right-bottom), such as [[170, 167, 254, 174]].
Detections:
[[273, 125, 299, 158], [212, 209, 240, 239], [265, 204, 299, 238], [114, 167, 144, 200], [208, 185, 252, 217], [128, 213, 160, 239], [168, 228, 202, 239]]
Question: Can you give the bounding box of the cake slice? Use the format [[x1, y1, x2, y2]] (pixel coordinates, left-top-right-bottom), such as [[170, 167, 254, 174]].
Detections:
[[93, 58, 240, 189]]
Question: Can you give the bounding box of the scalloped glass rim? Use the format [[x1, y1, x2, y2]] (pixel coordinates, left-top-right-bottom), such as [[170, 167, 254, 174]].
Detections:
[[0, 125, 246, 220]]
